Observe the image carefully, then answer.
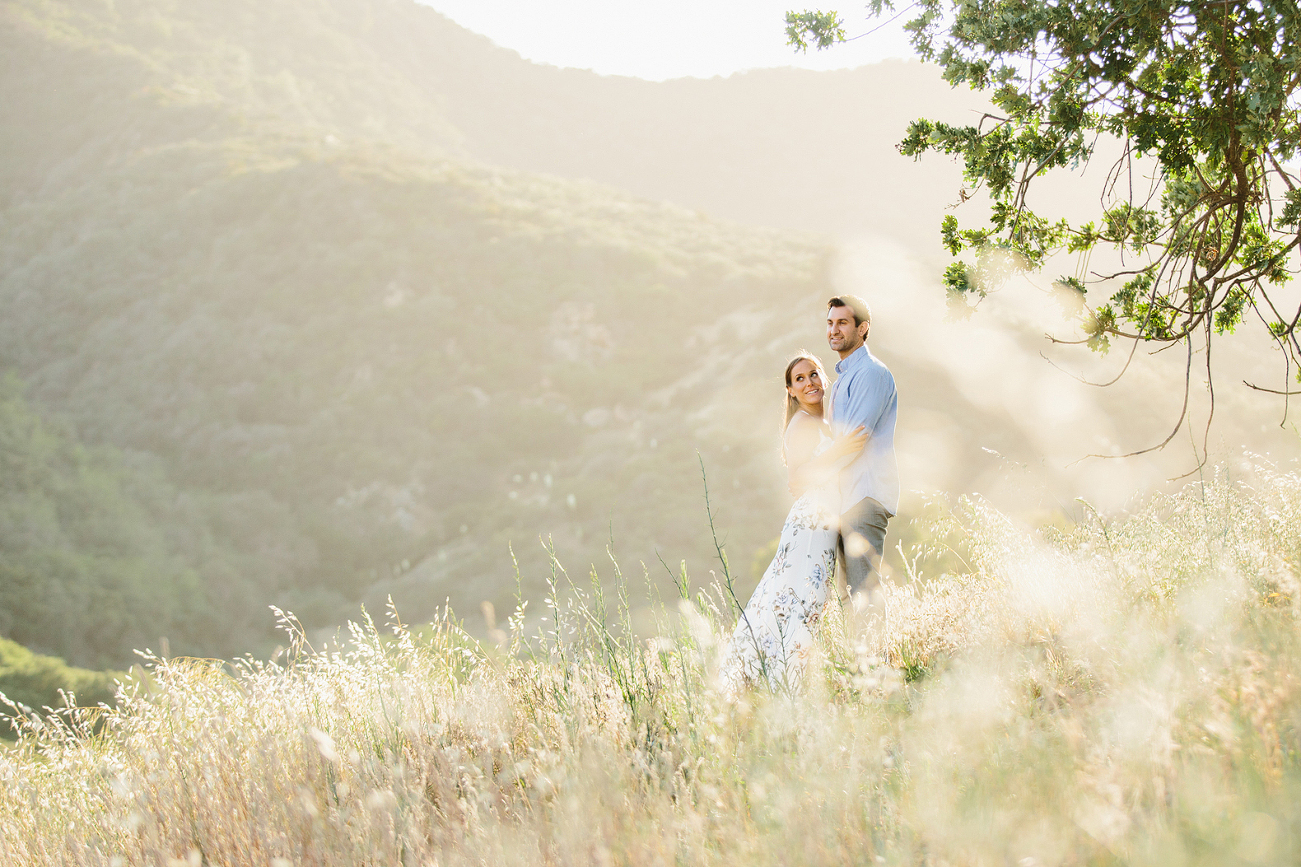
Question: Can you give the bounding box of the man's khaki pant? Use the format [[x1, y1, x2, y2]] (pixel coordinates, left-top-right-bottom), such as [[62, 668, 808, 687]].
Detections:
[[838, 496, 891, 598]]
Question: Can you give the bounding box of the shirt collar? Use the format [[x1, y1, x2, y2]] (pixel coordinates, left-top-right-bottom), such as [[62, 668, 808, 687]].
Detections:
[[834, 344, 869, 376]]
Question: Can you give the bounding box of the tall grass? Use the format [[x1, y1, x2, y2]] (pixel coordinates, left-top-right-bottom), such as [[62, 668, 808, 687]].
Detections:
[[4, 464, 1301, 865]]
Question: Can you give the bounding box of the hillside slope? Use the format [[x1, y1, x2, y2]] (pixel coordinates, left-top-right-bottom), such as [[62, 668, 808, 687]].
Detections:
[[3, 0, 1295, 669], [1, 0, 848, 662]]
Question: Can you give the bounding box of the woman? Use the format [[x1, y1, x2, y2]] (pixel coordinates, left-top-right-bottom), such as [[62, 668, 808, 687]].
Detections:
[[722, 353, 866, 693]]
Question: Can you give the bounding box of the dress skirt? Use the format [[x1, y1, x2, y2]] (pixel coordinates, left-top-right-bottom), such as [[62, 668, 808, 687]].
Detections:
[[722, 488, 838, 692]]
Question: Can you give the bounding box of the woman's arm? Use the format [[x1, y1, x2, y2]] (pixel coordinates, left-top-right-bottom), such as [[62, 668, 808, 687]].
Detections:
[[786, 421, 867, 498]]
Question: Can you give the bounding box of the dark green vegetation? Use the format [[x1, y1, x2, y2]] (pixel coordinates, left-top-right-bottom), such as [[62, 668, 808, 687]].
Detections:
[[0, 634, 118, 732], [0, 0, 842, 667], [0, 376, 205, 666], [792, 0, 1301, 398]]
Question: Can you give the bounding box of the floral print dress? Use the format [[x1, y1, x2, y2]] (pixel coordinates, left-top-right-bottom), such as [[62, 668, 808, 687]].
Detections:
[[723, 429, 839, 693]]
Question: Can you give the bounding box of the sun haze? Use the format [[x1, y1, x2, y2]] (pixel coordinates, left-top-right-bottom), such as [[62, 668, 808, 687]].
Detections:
[[419, 0, 915, 80]]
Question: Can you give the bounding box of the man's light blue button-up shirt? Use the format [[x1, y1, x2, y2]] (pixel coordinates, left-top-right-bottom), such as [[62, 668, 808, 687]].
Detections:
[[828, 344, 899, 516]]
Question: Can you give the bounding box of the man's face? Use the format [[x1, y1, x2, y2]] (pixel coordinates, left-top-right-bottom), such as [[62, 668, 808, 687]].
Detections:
[[827, 306, 867, 356]]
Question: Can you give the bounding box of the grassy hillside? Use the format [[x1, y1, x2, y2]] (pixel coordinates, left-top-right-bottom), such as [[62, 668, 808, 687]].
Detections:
[[3, 468, 1300, 864], [0, 0, 847, 665]]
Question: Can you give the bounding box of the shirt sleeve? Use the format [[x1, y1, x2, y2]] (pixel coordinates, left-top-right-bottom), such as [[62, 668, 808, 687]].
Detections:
[[836, 367, 896, 434]]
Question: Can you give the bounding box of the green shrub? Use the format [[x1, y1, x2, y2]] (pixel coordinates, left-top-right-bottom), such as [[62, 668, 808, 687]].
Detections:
[[0, 636, 118, 736]]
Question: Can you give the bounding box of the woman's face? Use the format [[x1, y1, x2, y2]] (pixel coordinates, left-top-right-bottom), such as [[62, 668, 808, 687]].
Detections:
[[787, 359, 824, 411]]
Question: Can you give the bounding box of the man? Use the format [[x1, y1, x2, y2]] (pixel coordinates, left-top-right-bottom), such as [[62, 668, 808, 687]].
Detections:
[[825, 294, 899, 608]]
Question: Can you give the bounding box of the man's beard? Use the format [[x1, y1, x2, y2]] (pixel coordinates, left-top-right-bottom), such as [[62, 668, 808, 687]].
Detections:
[[832, 334, 862, 352]]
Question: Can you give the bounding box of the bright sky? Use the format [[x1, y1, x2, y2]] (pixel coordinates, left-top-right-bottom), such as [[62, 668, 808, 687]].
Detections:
[[418, 0, 915, 81]]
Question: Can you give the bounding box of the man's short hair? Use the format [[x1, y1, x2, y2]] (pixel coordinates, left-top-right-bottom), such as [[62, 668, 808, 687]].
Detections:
[[827, 295, 871, 329]]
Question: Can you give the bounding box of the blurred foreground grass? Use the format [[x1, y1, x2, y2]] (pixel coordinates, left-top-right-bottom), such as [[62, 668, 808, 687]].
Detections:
[[4, 465, 1301, 865]]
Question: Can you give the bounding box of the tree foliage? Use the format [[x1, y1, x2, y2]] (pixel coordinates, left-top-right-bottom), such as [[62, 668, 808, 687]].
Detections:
[[0, 376, 209, 668], [789, 0, 1301, 419]]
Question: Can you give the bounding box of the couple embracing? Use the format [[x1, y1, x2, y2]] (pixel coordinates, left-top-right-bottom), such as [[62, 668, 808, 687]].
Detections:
[[723, 294, 899, 692]]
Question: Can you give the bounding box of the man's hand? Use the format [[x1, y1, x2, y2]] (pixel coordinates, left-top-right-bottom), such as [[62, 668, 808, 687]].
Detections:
[[830, 425, 868, 460], [787, 425, 868, 496]]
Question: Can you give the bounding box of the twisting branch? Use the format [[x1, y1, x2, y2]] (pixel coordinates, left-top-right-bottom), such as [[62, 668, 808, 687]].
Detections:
[[1068, 336, 1195, 466], [793, 0, 1301, 453]]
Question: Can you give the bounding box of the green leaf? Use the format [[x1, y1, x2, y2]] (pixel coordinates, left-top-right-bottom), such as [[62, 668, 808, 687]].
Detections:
[[784, 10, 846, 52], [941, 214, 963, 255], [863, 0, 1301, 377]]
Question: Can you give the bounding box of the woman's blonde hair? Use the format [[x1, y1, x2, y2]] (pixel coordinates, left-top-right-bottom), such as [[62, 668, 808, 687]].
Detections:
[[782, 352, 826, 432]]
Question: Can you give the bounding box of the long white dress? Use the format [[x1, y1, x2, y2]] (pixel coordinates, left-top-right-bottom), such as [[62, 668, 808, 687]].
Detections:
[[722, 421, 839, 693]]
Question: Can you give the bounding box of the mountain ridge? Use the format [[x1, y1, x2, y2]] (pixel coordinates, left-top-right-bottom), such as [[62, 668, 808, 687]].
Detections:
[[3, 0, 980, 240]]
